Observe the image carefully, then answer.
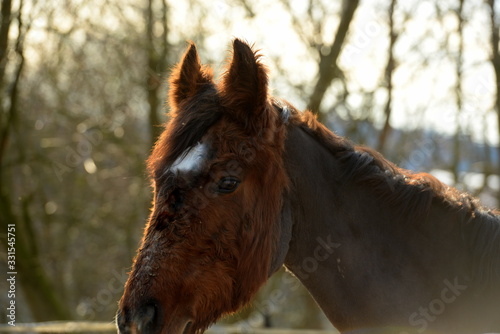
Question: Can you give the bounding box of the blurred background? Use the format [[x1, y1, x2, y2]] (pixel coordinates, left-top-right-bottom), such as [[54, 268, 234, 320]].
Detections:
[[1, 0, 500, 330]]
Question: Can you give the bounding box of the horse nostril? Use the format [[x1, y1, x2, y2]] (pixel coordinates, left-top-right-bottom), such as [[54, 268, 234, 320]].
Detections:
[[182, 321, 192, 334], [134, 302, 159, 333], [117, 302, 160, 334], [116, 308, 130, 334], [138, 304, 155, 331]]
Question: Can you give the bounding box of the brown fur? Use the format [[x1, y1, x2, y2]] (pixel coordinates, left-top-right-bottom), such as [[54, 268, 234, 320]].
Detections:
[[119, 40, 288, 334], [119, 40, 500, 334]]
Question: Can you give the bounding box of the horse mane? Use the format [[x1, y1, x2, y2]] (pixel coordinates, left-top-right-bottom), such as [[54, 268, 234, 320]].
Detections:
[[290, 108, 500, 285]]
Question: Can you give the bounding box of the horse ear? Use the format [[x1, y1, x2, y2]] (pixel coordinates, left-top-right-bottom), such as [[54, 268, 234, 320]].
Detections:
[[220, 39, 269, 131], [169, 42, 213, 109]]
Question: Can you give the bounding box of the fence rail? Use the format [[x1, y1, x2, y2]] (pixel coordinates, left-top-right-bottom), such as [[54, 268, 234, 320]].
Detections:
[[0, 322, 339, 334], [0, 322, 115, 333]]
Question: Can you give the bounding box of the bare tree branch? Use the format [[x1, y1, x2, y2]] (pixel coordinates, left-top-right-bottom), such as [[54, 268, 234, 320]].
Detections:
[[451, 0, 465, 186], [0, 0, 71, 320], [0, 0, 19, 168], [307, 0, 360, 116], [146, 0, 170, 147], [377, 0, 398, 152], [487, 0, 500, 202], [0, 0, 12, 84]]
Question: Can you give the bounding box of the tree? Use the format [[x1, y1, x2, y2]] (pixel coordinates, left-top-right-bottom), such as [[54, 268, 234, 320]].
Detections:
[[0, 0, 71, 321], [146, 0, 169, 147], [1, 0, 499, 325], [306, 0, 359, 119], [488, 0, 500, 202], [377, 0, 398, 152]]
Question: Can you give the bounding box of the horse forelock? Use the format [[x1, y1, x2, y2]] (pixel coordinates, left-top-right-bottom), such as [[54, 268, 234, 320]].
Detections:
[[147, 86, 223, 180]]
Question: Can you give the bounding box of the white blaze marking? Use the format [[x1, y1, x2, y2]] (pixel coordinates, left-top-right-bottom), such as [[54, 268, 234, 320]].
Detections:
[[170, 142, 208, 173]]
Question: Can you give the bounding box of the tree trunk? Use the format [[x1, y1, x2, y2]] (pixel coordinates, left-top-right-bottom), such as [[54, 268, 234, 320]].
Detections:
[[0, 0, 13, 164], [0, 0, 12, 84], [377, 0, 397, 153], [487, 0, 500, 204], [146, 0, 161, 147], [0, 193, 72, 320], [307, 0, 360, 117], [0, 1, 71, 320], [146, 0, 170, 147], [451, 0, 465, 186]]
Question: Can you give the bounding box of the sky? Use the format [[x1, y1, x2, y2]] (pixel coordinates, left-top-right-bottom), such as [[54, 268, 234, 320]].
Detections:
[[25, 0, 500, 145], [170, 0, 499, 145]]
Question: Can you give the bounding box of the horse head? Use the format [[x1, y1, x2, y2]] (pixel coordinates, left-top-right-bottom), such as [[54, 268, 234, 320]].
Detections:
[[117, 39, 292, 334]]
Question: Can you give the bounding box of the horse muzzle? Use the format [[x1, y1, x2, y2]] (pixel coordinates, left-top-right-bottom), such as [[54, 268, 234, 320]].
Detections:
[[116, 301, 193, 334]]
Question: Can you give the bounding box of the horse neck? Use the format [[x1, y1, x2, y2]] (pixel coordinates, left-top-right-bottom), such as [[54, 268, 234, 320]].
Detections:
[[281, 124, 481, 331]]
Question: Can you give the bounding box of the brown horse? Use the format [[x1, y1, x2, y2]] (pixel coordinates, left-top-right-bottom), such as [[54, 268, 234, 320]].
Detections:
[[117, 39, 500, 334]]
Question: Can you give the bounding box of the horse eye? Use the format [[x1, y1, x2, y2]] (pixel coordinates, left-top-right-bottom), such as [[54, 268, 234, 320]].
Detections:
[[217, 177, 240, 194]]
